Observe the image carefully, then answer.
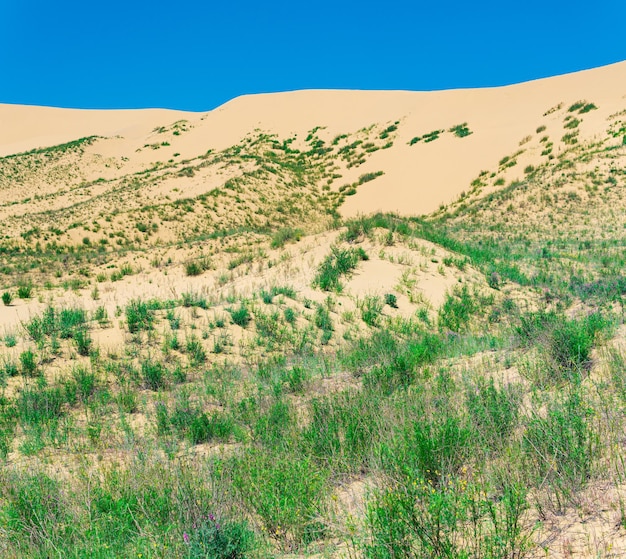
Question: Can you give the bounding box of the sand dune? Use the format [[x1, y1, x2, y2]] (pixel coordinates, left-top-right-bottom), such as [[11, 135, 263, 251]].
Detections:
[[1, 60, 625, 217]]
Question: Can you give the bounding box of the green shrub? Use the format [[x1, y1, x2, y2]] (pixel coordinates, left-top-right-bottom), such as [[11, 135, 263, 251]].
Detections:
[[229, 304, 251, 328], [126, 299, 154, 333], [1, 292, 12, 306], [365, 477, 529, 559], [189, 412, 237, 445], [231, 449, 328, 547], [186, 336, 207, 366], [313, 246, 368, 292], [438, 285, 480, 333], [185, 256, 211, 277], [360, 295, 384, 327], [19, 349, 38, 376], [186, 515, 255, 559], [271, 227, 303, 249], [449, 122, 472, 138], [142, 359, 166, 391], [17, 386, 65, 425], [74, 328, 92, 356], [466, 378, 521, 451], [17, 284, 32, 299], [384, 293, 398, 308], [523, 388, 596, 510]]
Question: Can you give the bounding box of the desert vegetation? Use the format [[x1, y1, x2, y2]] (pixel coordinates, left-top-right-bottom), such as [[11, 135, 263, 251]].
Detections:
[[1, 80, 626, 558]]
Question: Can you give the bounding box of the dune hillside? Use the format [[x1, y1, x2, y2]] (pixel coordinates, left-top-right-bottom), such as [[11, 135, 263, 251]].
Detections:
[[1, 61, 626, 559]]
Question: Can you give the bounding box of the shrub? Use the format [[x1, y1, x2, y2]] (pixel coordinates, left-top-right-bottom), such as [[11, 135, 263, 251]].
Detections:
[[1, 292, 12, 306], [17, 386, 65, 425], [384, 293, 398, 308], [231, 450, 328, 547], [313, 246, 368, 292], [523, 388, 596, 510], [271, 227, 303, 249], [126, 299, 154, 333], [74, 328, 92, 356], [19, 349, 38, 376], [186, 336, 207, 366], [185, 256, 211, 277], [189, 412, 237, 445], [229, 304, 251, 328], [186, 515, 255, 559], [365, 477, 530, 559], [438, 285, 480, 333], [142, 359, 166, 391], [449, 122, 472, 138], [360, 295, 384, 327], [17, 284, 32, 299]]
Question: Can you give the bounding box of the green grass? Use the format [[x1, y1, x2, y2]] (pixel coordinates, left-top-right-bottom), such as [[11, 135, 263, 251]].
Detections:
[[312, 246, 368, 292]]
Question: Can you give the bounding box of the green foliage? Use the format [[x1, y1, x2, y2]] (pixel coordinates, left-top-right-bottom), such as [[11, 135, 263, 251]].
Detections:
[[360, 295, 384, 327], [126, 299, 154, 333], [313, 246, 368, 292], [271, 227, 303, 248], [438, 285, 481, 333], [189, 412, 238, 445], [19, 349, 38, 376], [187, 336, 208, 366], [186, 515, 256, 559], [1, 291, 12, 306], [365, 477, 530, 559], [229, 304, 251, 328], [466, 378, 521, 451], [142, 359, 166, 391], [449, 122, 473, 138], [17, 283, 33, 299], [185, 256, 211, 276], [231, 449, 328, 547], [523, 388, 596, 510], [17, 386, 65, 425], [384, 293, 398, 308]]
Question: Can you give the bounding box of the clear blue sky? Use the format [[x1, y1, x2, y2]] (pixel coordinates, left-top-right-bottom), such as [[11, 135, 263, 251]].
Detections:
[[1, 0, 625, 111]]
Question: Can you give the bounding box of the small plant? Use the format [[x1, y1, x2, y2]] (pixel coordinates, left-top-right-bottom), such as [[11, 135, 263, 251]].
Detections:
[[229, 304, 251, 328], [384, 293, 398, 308], [19, 349, 38, 376], [313, 246, 368, 292], [126, 299, 154, 333], [1, 292, 12, 306], [17, 284, 32, 299], [185, 256, 211, 277], [142, 359, 166, 391], [185, 514, 255, 559], [360, 295, 384, 327], [271, 227, 303, 249], [449, 122, 472, 138]]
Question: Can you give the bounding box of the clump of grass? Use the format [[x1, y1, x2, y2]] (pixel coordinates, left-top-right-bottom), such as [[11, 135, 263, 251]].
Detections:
[[449, 122, 472, 138], [185, 256, 211, 277], [126, 299, 154, 333], [229, 304, 251, 328], [313, 246, 368, 292], [360, 295, 384, 327], [271, 227, 303, 249], [185, 515, 256, 559], [1, 292, 12, 306], [17, 284, 32, 299]]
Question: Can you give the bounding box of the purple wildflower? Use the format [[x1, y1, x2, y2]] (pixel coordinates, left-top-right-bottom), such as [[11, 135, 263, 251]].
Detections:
[[183, 532, 190, 544]]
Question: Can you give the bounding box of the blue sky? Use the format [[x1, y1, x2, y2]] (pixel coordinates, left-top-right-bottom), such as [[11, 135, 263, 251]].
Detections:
[[1, 0, 625, 111]]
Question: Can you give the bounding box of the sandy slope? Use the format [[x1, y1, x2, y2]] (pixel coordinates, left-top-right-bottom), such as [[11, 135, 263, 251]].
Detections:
[[1, 60, 625, 217]]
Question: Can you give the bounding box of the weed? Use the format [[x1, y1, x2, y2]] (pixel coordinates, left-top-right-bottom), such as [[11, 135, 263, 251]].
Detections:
[[313, 246, 368, 292], [229, 304, 251, 328]]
